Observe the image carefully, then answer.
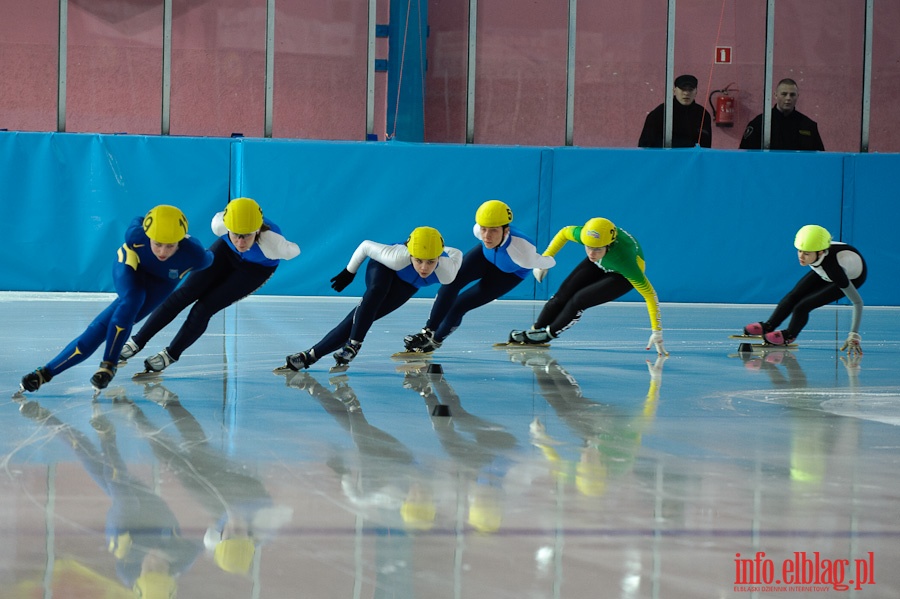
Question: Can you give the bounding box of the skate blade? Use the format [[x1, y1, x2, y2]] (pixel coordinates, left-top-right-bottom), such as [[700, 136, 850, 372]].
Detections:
[[391, 351, 433, 360], [329, 364, 349, 374], [493, 342, 550, 349], [729, 334, 763, 339], [728, 344, 798, 357], [273, 365, 294, 374], [132, 370, 161, 380], [12, 388, 26, 400]]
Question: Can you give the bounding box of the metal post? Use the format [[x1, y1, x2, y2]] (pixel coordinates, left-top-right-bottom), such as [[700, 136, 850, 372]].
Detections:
[[264, 0, 275, 138], [859, 0, 874, 152], [161, 0, 172, 135], [564, 0, 577, 146], [57, 0, 68, 132], [763, 0, 775, 149], [366, 0, 377, 138], [465, 0, 478, 143], [664, 0, 676, 148]]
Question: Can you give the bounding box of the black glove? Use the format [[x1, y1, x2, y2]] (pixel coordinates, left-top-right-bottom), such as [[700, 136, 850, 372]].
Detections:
[[330, 269, 355, 292]]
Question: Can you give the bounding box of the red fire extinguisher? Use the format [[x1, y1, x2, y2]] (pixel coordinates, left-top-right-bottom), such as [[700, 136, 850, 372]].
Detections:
[[708, 83, 737, 127]]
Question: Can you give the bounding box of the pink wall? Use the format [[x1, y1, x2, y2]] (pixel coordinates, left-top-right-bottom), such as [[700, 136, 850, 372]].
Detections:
[[1, 0, 898, 151]]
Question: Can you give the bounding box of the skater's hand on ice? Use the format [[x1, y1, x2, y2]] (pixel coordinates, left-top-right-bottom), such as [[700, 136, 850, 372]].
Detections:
[[330, 269, 355, 292], [646, 330, 668, 356], [840, 332, 863, 357], [532, 268, 548, 283]]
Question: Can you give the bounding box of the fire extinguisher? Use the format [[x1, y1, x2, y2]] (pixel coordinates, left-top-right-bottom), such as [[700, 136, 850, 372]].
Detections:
[[708, 83, 737, 127]]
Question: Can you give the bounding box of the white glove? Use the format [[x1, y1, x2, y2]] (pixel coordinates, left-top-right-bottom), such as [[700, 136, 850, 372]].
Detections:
[[533, 268, 548, 283], [840, 331, 863, 357], [646, 330, 668, 356]]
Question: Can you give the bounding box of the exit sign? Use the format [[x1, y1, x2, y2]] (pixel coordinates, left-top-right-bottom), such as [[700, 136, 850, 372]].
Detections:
[[715, 46, 732, 64]]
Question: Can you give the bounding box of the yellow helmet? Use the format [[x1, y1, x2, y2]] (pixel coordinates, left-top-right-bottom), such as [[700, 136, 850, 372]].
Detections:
[[214, 537, 256, 574], [400, 498, 436, 530], [132, 571, 177, 599], [467, 492, 502, 533], [143, 205, 188, 244], [223, 197, 264, 235], [794, 224, 831, 252], [475, 200, 513, 228], [580, 217, 617, 248], [407, 226, 444, 260], [575, 459, 608, 497]]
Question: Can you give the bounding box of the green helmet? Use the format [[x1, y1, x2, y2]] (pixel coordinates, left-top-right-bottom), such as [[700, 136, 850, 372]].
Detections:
[[794, 224, 832, 252], [475, 200, 513, 228], [223, 197, 264, 234], [143, 205, 188, 244]]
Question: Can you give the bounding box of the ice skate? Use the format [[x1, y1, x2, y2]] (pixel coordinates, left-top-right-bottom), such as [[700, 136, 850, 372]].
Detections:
[[20, 366, 52, 394], [403, 328, 441, 353], [118, 338, 141, 365], [763, 330, 796, 346], [134, 349, 175, 379], [742, 322, 768, 336], [499, 327, 552, 348], [90, 361, 118, 391], [331, 341, 361, 373], [276, 350, 315, 373]]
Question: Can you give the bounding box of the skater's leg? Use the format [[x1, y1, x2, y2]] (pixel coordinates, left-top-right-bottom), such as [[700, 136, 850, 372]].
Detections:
[[424, 247, 489, 332], [543, 272, 633, 338], [533, 259, 604, 329], [131, 240, 232, 350], [432, 270, 523, 341], [44, 301, 121, 375], [781, 286, 845, 339], [348, 262, 416, 342], [165, 262, 275, 360], [310, 263, 414, 358]]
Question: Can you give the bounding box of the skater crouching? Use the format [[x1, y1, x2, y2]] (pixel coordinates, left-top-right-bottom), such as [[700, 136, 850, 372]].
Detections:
[[118, 197, 300, 374], [743, 224, 866, 356], [509, 217, 668, 355], [403, 200, 556, 354], [281, 226, 462, 371], [19, 205, 213, 393]]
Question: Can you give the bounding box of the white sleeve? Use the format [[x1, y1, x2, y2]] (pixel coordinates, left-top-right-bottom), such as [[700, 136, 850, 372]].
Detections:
[[435, 247, 463, 284], [507, 236, 556, 269], [211, 211, 228, 236], [345, 241, 412, 273], [257, 230, 300, 260]]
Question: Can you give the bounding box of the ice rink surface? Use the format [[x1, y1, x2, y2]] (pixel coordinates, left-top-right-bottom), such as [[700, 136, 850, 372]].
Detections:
[[1, 293, 898, 598]]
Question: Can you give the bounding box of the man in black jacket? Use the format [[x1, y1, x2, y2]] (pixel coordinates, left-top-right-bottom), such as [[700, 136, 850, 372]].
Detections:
[[740, 78, 825, 151], [638, 74, 713, 148]]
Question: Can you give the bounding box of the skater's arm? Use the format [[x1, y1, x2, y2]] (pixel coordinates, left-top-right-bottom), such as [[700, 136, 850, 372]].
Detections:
[[840, 281, 863, 335], [258, 230, 300, 260], [541, 226, 580, 257], [435, 247, 463, 284], [506, 236, 556, 269], [346, 241, 411, 273], [211, 211, 228, 236]]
